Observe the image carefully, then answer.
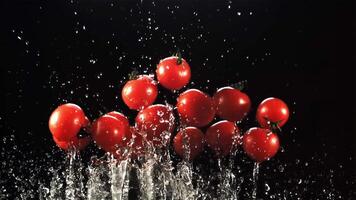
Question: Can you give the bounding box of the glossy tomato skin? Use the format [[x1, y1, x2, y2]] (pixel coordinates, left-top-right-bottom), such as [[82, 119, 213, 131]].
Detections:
[[243, 127, 280, 163], [91, 112, 131, 158], [176, 89, 215, 127], [106, 111, 129, 122], [213, 87, 251, 122], [53, 135, 91, 151], [156, 56, 191, 90], [173, 127, 205, 160], [205, 120, 240, 157], [49, 103, 88, 142], [135, 104, 175, 147], [256, 97, 289, 128], [122, 75, 158, 110]]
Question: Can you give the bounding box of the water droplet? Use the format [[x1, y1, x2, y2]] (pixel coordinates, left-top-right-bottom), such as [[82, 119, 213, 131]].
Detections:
[[265, 183, 270, 191]]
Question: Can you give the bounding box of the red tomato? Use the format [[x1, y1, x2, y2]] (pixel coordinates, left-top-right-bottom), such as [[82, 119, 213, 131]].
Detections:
[[53, 135, 90, 151], [205, 120, 240, 157], [122, 75, 158, 110], [176, 89, 215, 127], [81, 116, 91, 134], [156, 56, 191, 90], [173, 127, 204, 160], [243, 127, 280, 163], [106, 111, 128, 121], [91, 112, 131, 158], [256, 97, 289, 129], [135, 104, 175, 147], [213, 87, 251, 122], [49, 103, 88, 142]]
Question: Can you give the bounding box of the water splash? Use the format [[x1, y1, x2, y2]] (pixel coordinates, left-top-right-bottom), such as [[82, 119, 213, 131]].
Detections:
[[109, 157, 130, 200], [63, 148, 85, 199], [219, 128, 243, 200], [3, 134, 350, 199], [174, 161, 197, 200], [137, 157, 155, 200], [87, 157, 110, 200], [251, 162, 260, 200]]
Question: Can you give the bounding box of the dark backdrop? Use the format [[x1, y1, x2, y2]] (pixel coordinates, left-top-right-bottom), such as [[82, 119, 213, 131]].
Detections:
[[1, 0, 355, 199]]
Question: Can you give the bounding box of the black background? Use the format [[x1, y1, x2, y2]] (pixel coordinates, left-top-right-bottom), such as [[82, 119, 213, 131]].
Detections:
[[1, 0, 355, 199]]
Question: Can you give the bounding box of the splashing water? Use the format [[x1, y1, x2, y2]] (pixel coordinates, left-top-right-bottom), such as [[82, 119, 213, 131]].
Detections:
[[87, 157, 110, 200], [48, 168, 65, 199], [1, 131, 353, 199], [26, 127, 350, 200], [109, 157, 130, 200], [138, 156, 155, 200], [251, 162, 260, 200], [65, 149, 86, 200], [174, 161, 196, 200]]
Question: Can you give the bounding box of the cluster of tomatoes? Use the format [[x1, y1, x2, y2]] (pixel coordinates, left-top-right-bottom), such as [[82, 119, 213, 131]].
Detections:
[[49, 55, 290, 163]]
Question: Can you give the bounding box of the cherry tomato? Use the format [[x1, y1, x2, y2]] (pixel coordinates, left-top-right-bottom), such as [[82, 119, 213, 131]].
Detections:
[[213, 87, 251, 122], [256, 97, 289, 129], [91, 112, 131, 158], [173, 127, 204, 160], [205, 120, 240, 157], [49, 103, 89, 142], [177, 89, 215, 127], [106, 111, 128, 121], [135, 104, 175, 147], [122, 75, 158, 110], [53, 135, 90, 151], [156, 56, 191, 90], [243, 127, 280, 163]]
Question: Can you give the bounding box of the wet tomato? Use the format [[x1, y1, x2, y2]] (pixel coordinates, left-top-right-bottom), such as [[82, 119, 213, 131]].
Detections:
[[256, 97, 289, 129], [156, 56, 191, 90], [135, 104, 175, 147], [173, 127, 205, 160], [53, 136, 90, 151], [176, 89, 215, 127], [49, 103, 89, 142], [243, 127, 280, 163], [91, 112, 131, 158], [213, 87, 251, 122], [122, 75, 158, 110], [126, 127, 144, 158], [205, 120, 240, 157]]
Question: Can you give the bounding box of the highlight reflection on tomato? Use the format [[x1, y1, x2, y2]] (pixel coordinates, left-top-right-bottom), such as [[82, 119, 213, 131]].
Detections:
[[122, 75, 158, 110], [49, 103, 89, 142], [177, 89, 215, 127], [156, 56, 191, 90], [135, 104, 175, 147], [213, 87, 251, 122], [243, 127, 280, 163], [205, 120, 240, 157], [91, 112, 131, 158], [173, 127, 204, 160], [256, 97, 289, 129]]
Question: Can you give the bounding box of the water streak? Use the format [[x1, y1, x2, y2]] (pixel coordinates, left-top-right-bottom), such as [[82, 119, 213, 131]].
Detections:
[[251, 162, 260, 200]]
